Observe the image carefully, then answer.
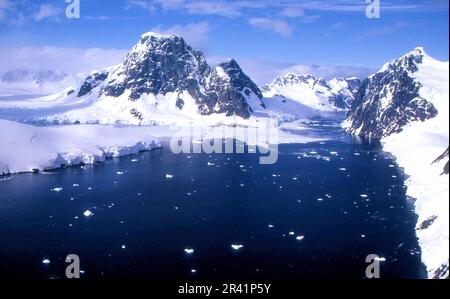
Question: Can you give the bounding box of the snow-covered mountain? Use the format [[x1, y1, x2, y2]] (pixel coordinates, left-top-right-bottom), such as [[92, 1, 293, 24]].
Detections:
[[261, 74, 361, 112], [75, 32, 263, 121], [343, 47, 449, 279], [343, 48, 441, 139], [0, 33, 264, 125], [0, 69, 76, 96]]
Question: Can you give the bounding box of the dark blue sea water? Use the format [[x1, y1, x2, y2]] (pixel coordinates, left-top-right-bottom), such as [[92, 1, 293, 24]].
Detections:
[[0, 120, 426, 279]]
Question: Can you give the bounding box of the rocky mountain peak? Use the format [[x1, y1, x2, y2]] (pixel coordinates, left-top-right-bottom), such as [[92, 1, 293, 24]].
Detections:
[[75, 32, 263, 119], [344, 47, 438, 138]]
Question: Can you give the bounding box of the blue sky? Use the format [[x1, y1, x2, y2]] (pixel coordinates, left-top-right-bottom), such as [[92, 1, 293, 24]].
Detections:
[[0, 0, 448, 83]]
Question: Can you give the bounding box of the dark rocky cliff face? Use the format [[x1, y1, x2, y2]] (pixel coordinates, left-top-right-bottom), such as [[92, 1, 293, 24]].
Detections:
[[433, 147, 449, 175], [75, 33, 263, 119], [344, 48, 438, 139]]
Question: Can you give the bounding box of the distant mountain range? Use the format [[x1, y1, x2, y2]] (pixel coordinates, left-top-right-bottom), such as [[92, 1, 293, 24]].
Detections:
[[262, 74, 361, 111]]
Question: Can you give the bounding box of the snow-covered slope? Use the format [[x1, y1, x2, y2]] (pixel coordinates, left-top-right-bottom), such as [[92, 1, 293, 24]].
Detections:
[[0, 119, 161, 175], [343, 47, 449, 279], [261, 74, 361, 112], [0, 33, 264, 125]]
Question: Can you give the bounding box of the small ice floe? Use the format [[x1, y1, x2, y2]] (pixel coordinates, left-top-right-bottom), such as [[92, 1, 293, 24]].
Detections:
[[310, 151, 318, 155], [374, 256, 386, 262], [191, 269, 197, 273], [317, 198, 324, 202], [42, 259, 51, 264], [184, 248, 195, 255], [354, 152, 361, 156], [88, 187, 92, 190], [325, 194, 332, 199], [240, 183, 245, 187], [51, 187, 63, 192], [207, 162, 215, 166], [292, 177, 298, 181], [116, 171, 125, 175], [330, 151, 338, 156], [288, 231, 295, 236], [360, 194, 369, 198], [83, 210, 94, 217], [121, 244, 126, 249], [296, 235, 305, 241], [392, 175, 397, 178], [165, 174, 173, 179], [389, 164, 395, 168], [361, 234, 366, 238], [72, 184, 79, 187], [131, 159, 139, 162], [339, 168, 347, 171], [231, 244, 244, 251], [268, 224, 275, 229]]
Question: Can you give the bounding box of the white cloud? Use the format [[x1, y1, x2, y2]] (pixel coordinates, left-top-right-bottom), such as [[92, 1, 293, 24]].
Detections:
[[248, 18, 293, 37], [0, 47, 128, 75], [279, 6, 304, 18], [367, 21, 410, 36], [33, 4, 62, 21], [126, 0, 156, 13], [330, 22, 347, 30], [145, 0, 448, 17], [150, 21, 210, 46], [0, 0, 16, 22]]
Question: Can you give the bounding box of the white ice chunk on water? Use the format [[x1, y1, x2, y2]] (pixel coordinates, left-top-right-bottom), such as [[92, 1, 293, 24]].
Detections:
[[374, 256, 386, 262], [131, 159, 139, 162], [165, 174, 173, 179], [72, 184, 79, 187], [116, 171, 125, 175], [121, 244, 126, 249], [268, 224, 275, 228], [317, 198, 324, 202], [184, 248, 195, 254], [42, 259, 50, 264], [231, 244, 244, 250], [83, 210, 94, 217], [207, 162, 215, 166], [339, 168, 347, 171], [360, 194, 369, 198], [51, 187, 63, 192], [289, 231, 295, 236], [296, 235, 305, 241]]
